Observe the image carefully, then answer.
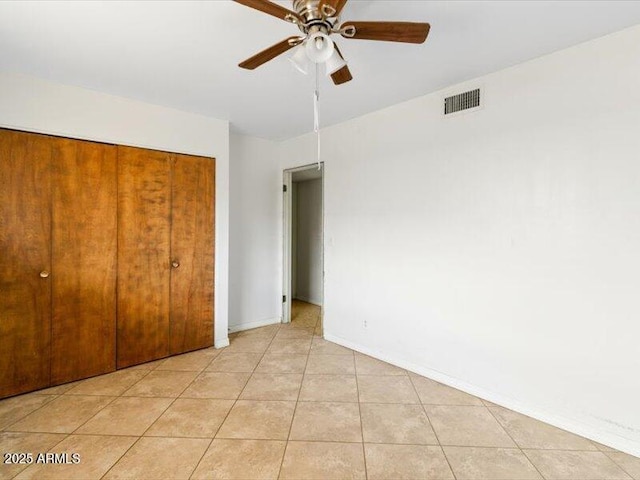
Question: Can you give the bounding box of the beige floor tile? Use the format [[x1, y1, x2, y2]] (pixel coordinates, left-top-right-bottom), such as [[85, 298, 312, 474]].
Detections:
[[275, 327, 315, 340], [191, 439, 286, 480], [524, 449, 631, 480], [207, 352, 262, 372], [360, 403, 438, 445], [291, 317, 318, 328], [290, 402, 362, 442], [237, 325, 279, 338], [155, 349, 219, 372], [299, 375, 358, 402], [426, 405, 516, 447], [216, 400, 295, 440], [267, 338, 312, 355], [255, 354, 308, 374], [481, 399, 501, 408], [103, 437, 209, 480], [444, 446, 542, 479], [240, 374, 303, 401], [181, 372, 250, 399], [0, 432, 66, 479], [15, 434, 136, 480], [489, 405, 597, 450], [122, 370, 198, 397], [145, 398, 233, 438], [305, 355, 355, 374], [365, 444, 454, 480], [65, 370, 147, 396], [309, 338, 353, 356], [280, 441, 366, 480], [224, 335, 272, 354], [125, 359, 164, 370], [36, 382, 81, 395], [607, 452, 640, 479], [7, 395, 113, 433], [0, 394, 57, 430], [75, 397, 172, 436], [410, 374, 484, 406], [355, 353, 406, 375], [357, 376, 420, 404]]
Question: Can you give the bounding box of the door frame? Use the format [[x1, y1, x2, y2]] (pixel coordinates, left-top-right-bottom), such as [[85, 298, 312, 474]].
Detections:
[[282, 163, 324, 327]]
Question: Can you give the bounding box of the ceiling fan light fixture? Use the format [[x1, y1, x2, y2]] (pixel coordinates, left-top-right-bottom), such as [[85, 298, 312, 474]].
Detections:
[[324, 49, 347, 76], [305, 32, 334, 63], [289, 44, 309, 75]]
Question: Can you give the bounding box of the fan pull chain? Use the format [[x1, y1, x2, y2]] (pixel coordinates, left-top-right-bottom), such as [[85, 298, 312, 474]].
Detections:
[[314, 63, 321, 170]]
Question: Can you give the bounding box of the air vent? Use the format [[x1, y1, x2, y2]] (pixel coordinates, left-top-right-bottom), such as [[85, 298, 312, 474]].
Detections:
[[444, 88, 481, 115]]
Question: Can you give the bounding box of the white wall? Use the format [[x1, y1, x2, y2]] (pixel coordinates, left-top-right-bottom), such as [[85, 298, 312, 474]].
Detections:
[[294, 178, 323, 305], [0, 72, 231, 348], [229, 133, 282, 332], [279, 25, 640, 456]]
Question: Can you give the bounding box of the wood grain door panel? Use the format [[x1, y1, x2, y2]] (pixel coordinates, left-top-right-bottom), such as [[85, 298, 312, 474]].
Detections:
[[0, 129, 52, 398], [117, 146, 171, 368], [170, 155, 215, 354], [51, 138, 117, 383]]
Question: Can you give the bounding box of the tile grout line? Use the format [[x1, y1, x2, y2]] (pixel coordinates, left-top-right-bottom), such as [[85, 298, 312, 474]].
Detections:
[[276, 319, 316, 480], [99, 352, 218, 480], [278, 308, 317, 478], [353, 358, 370, 480], [12, 366, 160, 480], [407, 372, 458, 480], [600, 450, 637, 480], [1, 394, 62, 432], [191, 320, 282, 479], [484, 403, 548, 480]]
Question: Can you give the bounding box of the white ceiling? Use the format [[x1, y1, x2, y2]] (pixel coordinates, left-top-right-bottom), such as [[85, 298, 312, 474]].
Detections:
[[1, 1, 640, 140]]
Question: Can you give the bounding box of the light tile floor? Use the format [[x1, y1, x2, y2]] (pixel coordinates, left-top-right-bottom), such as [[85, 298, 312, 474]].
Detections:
[[1, 300, 638, 479]]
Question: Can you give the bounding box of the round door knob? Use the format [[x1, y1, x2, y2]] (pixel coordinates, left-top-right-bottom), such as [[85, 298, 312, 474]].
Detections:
[[171, 261, 180, 269], [39, 271, 50, 278]]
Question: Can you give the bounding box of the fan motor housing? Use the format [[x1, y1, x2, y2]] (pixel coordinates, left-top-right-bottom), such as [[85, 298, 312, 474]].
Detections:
[[293, 0, 336, 36], [293, 0, 321, 21]]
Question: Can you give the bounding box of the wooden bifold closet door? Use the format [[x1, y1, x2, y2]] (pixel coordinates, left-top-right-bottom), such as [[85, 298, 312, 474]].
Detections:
[[0, 128, 214, 397], [0, 130, 53, 397], [50, 138, 117, 384], [170, 154, 215, 354], [117, 146, 172, 368], [117, 146, 215, 368]]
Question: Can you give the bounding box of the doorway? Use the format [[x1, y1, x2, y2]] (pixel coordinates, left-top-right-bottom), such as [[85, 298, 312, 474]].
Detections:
[[283, 163, 324, 334]]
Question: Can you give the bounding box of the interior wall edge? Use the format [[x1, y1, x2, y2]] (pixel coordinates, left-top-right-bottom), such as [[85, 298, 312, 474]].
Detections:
[[324, 332, 640, 458]]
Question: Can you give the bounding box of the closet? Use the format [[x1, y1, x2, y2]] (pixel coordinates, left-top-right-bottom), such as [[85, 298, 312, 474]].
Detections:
[[0, 128, 215, 398], [117, 147, 215, 368]]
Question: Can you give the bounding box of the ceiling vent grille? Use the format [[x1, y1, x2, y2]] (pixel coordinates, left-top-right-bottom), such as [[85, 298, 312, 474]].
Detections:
[[444, 88, 481, 115]]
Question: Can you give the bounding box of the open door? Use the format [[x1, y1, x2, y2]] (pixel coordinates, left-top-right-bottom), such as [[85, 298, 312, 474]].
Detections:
[[282, 163, 324, 328]]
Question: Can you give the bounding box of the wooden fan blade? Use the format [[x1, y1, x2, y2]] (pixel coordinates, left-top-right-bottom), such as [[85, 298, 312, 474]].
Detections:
[[331, 45, 352, 85], [318, 0, 348, 17], [233, 0, 301, 23], [341, 21, 430, 44], [239, 37, 300, 70]]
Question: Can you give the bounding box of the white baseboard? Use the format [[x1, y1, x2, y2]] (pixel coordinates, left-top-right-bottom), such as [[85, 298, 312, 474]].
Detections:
[[228, 317, 281, 334], [214, 337, 229, 349], [324, 333, 640, 458]]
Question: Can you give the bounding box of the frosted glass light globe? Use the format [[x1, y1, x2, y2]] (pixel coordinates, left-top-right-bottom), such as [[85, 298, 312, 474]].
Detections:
[[305, 32, 334, 63]]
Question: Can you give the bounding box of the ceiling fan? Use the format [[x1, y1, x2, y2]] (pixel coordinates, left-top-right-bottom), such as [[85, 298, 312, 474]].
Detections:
[[234, 0, 431, 85]]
